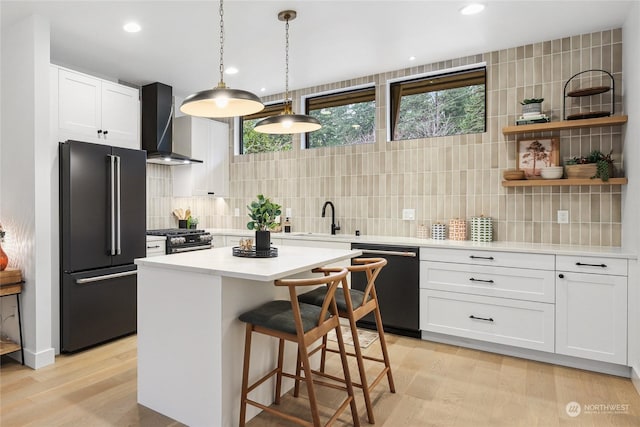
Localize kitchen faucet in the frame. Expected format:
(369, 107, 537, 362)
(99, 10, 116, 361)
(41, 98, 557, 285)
(321, 201, 340, 235)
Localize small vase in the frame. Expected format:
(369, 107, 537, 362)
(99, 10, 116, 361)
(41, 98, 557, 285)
(0, 243, 8, 271)
(255, 230, 271, 251)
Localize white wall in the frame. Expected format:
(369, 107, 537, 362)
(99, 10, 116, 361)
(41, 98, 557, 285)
(622, 0, 640, 392)
(0, 15, 55, 368)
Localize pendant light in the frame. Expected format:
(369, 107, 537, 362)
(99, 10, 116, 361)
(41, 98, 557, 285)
(254, 10, 321, 134)
(180, 0, 264, 118)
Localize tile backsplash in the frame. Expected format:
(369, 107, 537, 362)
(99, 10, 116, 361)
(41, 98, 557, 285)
(148, 28, 624, 246)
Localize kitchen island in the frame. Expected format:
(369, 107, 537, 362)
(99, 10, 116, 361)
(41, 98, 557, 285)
(134, 245, 362, 427)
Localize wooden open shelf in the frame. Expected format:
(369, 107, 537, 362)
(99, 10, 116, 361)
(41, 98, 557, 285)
(502, 115, 628, 136)
(502, 177, 628, 187)
(0, 340, 21, 356)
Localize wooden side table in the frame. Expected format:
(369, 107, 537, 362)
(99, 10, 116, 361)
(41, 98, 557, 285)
(0, 268, 24, 364)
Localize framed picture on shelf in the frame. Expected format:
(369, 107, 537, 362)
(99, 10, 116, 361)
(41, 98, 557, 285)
(517, 137, 559, 179)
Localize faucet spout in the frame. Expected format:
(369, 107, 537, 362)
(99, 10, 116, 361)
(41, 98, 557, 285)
(321, 201, 340, 235)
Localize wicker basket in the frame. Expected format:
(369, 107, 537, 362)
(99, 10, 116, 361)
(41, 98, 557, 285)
(564, 164, 613, 179)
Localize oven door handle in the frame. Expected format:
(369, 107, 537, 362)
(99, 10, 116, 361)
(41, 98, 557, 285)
(171, 245, 212, 253)
(359, 249, 417, 257)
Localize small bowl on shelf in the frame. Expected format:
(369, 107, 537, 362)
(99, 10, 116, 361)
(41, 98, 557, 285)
(503, 169, 525, 180)
(540, 166, 564, 179)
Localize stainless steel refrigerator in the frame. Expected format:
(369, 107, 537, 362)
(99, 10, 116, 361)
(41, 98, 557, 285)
(60, 140, 146, 352)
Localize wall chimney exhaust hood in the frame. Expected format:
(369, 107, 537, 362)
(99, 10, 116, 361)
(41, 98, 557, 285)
(141, 82, 203, 165)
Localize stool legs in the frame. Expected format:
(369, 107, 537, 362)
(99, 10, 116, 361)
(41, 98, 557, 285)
(373, 302, 395, 394)
(239, 324, 253, 427)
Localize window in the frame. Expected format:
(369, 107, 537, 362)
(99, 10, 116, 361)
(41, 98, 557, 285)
(240, 103, 292, 154)
(305, 87, 376, 148)
(389, 67, 486, 141)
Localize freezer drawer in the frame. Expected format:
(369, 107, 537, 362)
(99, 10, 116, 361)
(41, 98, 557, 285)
(61, 265, 137, 352)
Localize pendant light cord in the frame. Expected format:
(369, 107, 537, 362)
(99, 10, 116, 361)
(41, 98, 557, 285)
(218, 0, 225, 86)
(284, 15, 291, 112)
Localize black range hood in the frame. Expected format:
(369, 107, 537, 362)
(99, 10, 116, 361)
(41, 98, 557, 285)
(141, 82, 202, 165)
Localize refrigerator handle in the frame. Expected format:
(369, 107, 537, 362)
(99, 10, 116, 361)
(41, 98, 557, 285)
(116, 155, 122, 255)
(109, 155, 116, 256)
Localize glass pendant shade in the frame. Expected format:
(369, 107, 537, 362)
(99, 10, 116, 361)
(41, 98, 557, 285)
(180, 84, 264, 118)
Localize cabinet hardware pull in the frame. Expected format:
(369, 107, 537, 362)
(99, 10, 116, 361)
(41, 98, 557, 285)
(103, 130, 109, 135)
(97, 129, 103, 134)
(558, 274, 565, 279)
(469, 315, 494, 322)
(469, 255, 494, 260)
(575, 262, 607, 268)
(469, 278, 494, 284)
(147, 245, 160, 249)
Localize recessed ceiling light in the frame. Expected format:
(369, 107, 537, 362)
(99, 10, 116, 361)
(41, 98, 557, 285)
(225, 67, 239, 75)
(123, 22, 141, 33)
(459, 3, 485, 15)
(409, 56, 416, 61)
(260, 87, 266, 92)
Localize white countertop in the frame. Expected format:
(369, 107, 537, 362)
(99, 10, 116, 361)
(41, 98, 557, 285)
(135, 245, 362, 281)
(205, 228, 638, 259)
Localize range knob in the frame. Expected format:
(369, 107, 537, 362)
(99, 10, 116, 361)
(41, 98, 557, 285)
(171, 237, 186, 244)
(200, 234, 213, 242)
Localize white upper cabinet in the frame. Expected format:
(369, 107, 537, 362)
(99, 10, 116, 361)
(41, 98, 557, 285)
(172, 116, 229, 197)
(56, 67, 140, 149)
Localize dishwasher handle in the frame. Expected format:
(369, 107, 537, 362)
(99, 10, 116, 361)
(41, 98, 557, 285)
(359, 249, 417, 257)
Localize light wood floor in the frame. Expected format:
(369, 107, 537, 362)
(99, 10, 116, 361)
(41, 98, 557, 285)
(1, 333, 639, 427)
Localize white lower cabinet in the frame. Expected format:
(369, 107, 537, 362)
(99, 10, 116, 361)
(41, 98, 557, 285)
(420, 289, 555, 352)
(420, 248, 631, 370)
(556, 256, 628, 364)
(420, 249, 556, 352)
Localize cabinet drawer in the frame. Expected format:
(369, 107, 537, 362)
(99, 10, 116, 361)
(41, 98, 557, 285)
(556, 255, 627, 276)
(420, 262, 555, 303)
(420, 247, 554, 270)
(420, 290, 554, 352)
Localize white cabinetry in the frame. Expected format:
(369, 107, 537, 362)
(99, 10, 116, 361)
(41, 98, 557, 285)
(556, 255, 628, 364)
(55, 67, 139, 149)
(420, 248, 555, 352)
(146, 236, 166, 257)
(172, 116, 229, 197)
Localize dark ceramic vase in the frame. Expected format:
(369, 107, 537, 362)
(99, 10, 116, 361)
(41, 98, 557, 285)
(255, 230, 271, 251)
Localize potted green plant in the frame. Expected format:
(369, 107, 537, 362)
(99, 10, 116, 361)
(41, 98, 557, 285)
(564, 150, 614, 181)
(247, 194, 282, 251)
(521, 98, 544, 115)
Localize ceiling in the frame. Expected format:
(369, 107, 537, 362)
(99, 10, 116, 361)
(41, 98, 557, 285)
(0, 1, 634, 100)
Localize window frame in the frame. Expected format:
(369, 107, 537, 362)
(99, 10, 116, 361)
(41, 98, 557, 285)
(237, 101, 292, 155)
(385, 62, 487, 142)
(301, 83, 376, 149)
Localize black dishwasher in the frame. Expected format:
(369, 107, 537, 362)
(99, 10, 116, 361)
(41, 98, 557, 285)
(351, 243, 420, 338)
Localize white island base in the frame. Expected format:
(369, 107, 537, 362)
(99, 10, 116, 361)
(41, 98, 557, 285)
(135, 245, 361, 427)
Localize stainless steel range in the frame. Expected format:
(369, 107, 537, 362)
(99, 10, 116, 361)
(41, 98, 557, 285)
(146, 229, 213, 254)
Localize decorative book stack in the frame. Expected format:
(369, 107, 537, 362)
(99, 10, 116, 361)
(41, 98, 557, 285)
(516, 113, 550, 125)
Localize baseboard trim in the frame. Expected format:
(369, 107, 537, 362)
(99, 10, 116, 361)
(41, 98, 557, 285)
(421, 331, 631, 378)
(23, 346, 55, 369)
(632, 366, 640, 395)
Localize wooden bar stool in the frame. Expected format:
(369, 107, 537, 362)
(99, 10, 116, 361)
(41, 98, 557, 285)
(238, 267, 360, 427)
(297, 258, 395, 424)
